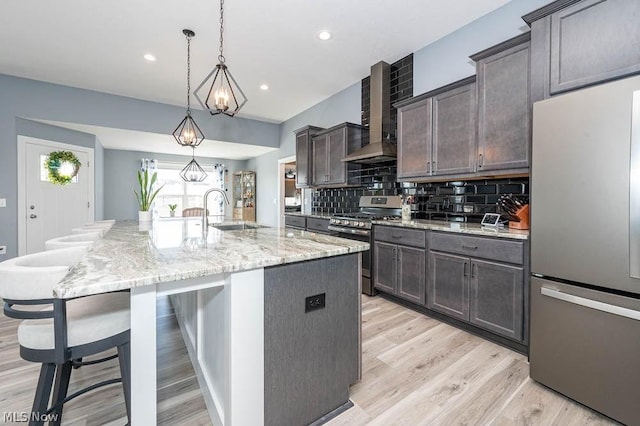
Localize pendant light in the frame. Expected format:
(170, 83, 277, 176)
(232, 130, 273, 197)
(173, 29, 205, 147)
(194, 0, 247, 117)
(180, 147, 208, 182)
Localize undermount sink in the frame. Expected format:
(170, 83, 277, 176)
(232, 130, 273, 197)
(210, 223, 265, 231)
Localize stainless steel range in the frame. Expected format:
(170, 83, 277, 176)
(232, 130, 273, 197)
(328, 195, 402, 295)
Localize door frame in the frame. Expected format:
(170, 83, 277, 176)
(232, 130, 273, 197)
(277, 155, 296, 228)
(17, 136, 95, 256)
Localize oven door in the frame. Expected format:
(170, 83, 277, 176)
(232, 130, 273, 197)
(328, 225, 373, 295)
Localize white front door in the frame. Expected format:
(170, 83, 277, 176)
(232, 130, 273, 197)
(18, 137, 94, 255)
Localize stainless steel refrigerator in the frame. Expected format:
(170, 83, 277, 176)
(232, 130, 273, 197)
(530, 75, 640, 425)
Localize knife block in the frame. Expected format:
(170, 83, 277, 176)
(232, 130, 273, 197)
(508, 204, 530, 230)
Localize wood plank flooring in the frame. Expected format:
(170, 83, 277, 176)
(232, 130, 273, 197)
(0, 295, 618, 425)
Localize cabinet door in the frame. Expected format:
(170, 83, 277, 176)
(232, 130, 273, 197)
(295, 131, 311, 187)
(428, 251, 468, 321)
(374, 242, 397, 294)
(397, 246, 426, 305)
(469, 259, 523, 341)
(549, 0, 640, 95)
(397, 98, 432, 179)
(312, 134, 329, 184)
(477, 41, 530, 171)
(432, 83, 476, 175)
(326, 127, 347, 185)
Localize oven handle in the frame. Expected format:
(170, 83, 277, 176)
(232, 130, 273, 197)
(327, 225, 371, 236)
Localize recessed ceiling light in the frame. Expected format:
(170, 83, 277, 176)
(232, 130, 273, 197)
(144, 53, 157, 62)
(260, 84, 269, 91)
(318, 31, 332, 41)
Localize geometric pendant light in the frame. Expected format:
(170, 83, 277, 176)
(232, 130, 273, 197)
(173, 29, 205, 147)
(194, 0, 247, 117)
(180, 147, 208, 182)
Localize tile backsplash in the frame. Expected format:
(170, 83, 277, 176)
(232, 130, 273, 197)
(311, 172, 529, 223)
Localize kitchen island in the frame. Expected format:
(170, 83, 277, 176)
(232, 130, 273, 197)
(54, 219, 368, 425)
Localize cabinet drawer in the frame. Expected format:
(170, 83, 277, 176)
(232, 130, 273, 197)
(285, 215, 306, 229)
(430, 232, 523, 264)
(306, 217, 330, 233)
(374, 226, 426, 248)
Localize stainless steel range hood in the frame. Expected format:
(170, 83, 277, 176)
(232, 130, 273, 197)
(342, 61, 397, 164)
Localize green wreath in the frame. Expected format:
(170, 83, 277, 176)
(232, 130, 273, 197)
(45, 151, 81, 185)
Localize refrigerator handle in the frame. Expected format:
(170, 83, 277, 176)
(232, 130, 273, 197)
(541, 287, 640, 321)
(629, 91, 640, 279)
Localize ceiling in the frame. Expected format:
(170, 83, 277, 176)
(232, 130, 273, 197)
(1, 0, 511, 125)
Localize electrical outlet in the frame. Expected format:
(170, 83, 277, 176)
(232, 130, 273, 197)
(0, 246, 6, 255)
(0, 198, 6, 207)
(305, 293, 326, 313)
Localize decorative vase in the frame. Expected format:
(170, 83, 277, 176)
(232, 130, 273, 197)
(139, 210, 152, 222)
(170, 211, 176, 217)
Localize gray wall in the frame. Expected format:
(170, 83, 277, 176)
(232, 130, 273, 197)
(250, 0, 551, 227)
(104, 149, 248, 220)
(0, 74, 279, 259)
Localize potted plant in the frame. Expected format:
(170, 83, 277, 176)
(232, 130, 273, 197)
(168, 204, 177, 217)
(134, 169, 164, 222)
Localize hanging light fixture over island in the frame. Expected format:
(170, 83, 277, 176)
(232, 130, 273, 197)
(194, 0, 247, 117)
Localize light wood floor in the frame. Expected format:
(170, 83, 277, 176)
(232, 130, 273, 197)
(0, 296, 617, 425)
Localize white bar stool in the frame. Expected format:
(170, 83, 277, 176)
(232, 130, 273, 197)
(71, 227, 108, 237)
(0, 247, 131, 424)
(45, 232, 102, 251)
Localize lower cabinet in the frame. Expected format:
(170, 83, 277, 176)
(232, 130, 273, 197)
(373, 226, 426, 305)
(429, 232, 526, 342)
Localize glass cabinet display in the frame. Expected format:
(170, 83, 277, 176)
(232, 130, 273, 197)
(233, 170, 256, 221)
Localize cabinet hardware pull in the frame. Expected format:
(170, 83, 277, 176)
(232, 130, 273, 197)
(432, 161, 436, 172)
(478, 153, 483, 167)
(427, 161, 431, 173)
(463, 262, 468, 277)
(391, 234, 402, 239)
(471, 263, 476, 278)
(462, 245, 478, 250)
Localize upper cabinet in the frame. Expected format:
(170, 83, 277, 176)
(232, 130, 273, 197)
(524, 0, 640, 101)
(396, 77, 476, 181)
(294, 125, 324, 188)
(312, 123, 363, 187)
(471, 32, 531, 173)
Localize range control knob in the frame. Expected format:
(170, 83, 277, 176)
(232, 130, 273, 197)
(359, 222, 366, 227)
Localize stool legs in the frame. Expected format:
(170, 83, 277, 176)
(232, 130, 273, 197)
(50, 362, 72, 426)
(30, 363, 55, 426)
(118, 341, 131, 423)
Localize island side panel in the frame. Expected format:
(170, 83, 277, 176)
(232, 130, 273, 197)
(264, 253, 360, 426)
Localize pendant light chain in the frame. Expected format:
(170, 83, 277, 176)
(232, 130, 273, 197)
(186, 32, 192, 113)
(218, 0, 225, 63)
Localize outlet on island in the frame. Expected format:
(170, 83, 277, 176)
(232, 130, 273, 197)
(305, 293, 325, 313)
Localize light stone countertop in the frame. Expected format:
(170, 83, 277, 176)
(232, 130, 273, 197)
(53, 219, 369, 299)
(284, 212, 333, 219)
(372, 219, 529, 240)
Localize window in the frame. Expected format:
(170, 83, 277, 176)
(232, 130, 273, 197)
(153, 162, 226, 217)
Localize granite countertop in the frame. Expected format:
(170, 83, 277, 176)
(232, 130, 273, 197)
(285, 212, 333, 219)
(54, 219, 368, 299)
(371, 219, 529, 240)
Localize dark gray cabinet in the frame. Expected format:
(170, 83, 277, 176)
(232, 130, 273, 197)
(397, 98, 432, 179)
(432, 82, 476, 175)
(525, 0, 640, 101)
(395, 76, 477, 181)
(284, 214, 306, 230)
(312, 123, 363, 187)
(470, 259, 523, 341)
(373, 226, 426, 305)
(471, 33, 531, 172)
(294, 125, 324, 188)
(305, 217, 331, 234)
(428, 251, 468, 320)
(428, 231, 526, 342)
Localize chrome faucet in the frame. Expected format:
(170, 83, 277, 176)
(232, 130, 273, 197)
(203, 188, 230, 229)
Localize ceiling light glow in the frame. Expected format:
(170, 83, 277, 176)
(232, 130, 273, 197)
(144, 53, 157, 62)
(318, 31, 332, 41)
(260, 84, 269, 91)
